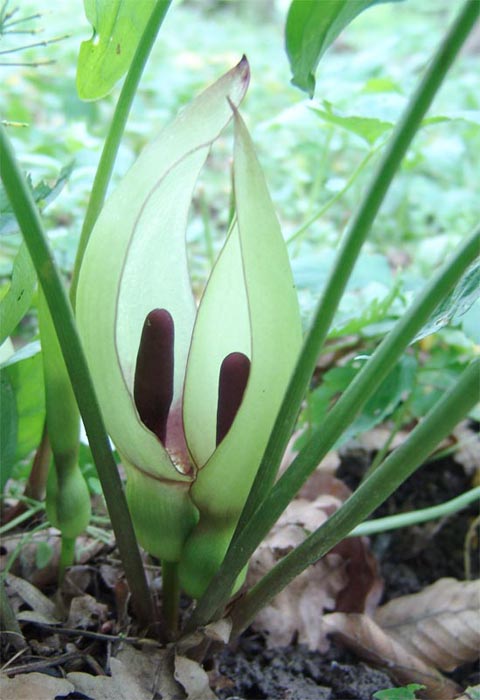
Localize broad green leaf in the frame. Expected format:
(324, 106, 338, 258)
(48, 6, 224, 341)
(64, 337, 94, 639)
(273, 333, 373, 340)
(0, 342, 45, 464)
(77, 0, 158, 100)
(413, 258, 480, 343)
(286, 0, 404, 97)
(0, 242, 36, 345)
(311, 101, 394, 145)
(76, 58, 250, 484)
(0, 371, 17, 491)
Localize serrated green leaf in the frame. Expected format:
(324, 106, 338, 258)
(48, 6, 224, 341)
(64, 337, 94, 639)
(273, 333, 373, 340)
(286, 0, 404, 97)
(76, 0, 160, 100)
(311, 101, 394, 145)
(0, 243, 36, 345)
(0, 164, 73, 236)
(413, 258, 480, 343)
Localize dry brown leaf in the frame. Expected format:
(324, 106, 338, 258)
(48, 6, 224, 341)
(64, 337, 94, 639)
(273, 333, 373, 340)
(452, 422, 480, 474)
(324, 612, 461, 699)
(0, 672, 73, 700)
(116, 644, 184, 700)
(248, 490, 348, 649)
(248, 471, 383, 649)
(66, 593, 109, 629)
(5, 573, 59, 624)
(324, 578, 480, 699)
(174, 654, 217, 699)
(374, 578, 480, 672)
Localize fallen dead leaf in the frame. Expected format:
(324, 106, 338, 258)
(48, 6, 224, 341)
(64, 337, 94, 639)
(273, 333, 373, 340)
(324, 612, 461, 699)
(0, 671, 73, 700)
(248, 471, 383, 649)
(375, 578, 480, 672)
(69, 644, 186, 700)
(324, 578, 480, 699)
(452, 422, 480, 474)
(174, 654, 217, 700)
(5, 573, 59, 624)
(66, 593, 109, 629)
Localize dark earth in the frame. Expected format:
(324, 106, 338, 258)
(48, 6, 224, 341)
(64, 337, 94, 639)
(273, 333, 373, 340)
(213, 450, 479, 700)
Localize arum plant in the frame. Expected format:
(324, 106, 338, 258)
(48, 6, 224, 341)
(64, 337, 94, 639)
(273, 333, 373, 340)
(76, 58, 303, 603)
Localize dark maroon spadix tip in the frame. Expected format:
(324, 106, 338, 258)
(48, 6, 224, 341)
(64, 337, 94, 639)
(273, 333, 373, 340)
(134, 308, 174, 445)
(216, 351, 251, 446)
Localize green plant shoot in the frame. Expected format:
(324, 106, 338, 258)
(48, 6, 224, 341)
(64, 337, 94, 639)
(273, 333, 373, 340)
(76, 57, 303, 598)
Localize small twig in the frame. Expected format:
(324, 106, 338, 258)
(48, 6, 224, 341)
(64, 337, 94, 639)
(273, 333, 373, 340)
(18, 619, 163, 647)
(0, 34, 69, 55)
(3, 651, 80, 676)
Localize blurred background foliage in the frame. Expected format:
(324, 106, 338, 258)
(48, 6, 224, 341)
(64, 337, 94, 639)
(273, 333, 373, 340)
(1, 0, 479, 489)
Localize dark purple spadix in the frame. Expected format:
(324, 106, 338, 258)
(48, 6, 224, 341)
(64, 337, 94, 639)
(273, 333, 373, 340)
(216, 351, 250, 446)
(134, 308, 174, 445)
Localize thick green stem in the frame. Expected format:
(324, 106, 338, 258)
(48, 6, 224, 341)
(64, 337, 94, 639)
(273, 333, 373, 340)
(58, 537, 76, 584)
(0, 125, 154, 629)
(185, 0, 480, 631)
(70, 0, 172, 304)
(229, 358, 479, 637)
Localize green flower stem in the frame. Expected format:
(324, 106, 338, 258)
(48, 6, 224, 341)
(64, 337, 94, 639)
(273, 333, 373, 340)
(229, 358, 479, 637)
(349, 486, 480, 538)
(58, 537, 76, 584)
(185, 227, 479, 632)
(70, 0, 172, 304)
(162, 561, 180, 638)
(0, 125, 155, 629)
(231, 0, 480, 550)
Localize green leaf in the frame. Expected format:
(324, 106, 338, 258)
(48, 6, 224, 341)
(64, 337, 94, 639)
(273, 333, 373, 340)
(286, 0, 404, 97)
(373, 684, 426, 700)
(311, 101, 394, 145)
(76, 0, 161, 100)
(0, 342, 45, 464)
(413, 257, 480, 343)
(0, 371, 17, 491)
(297, 354, 417, 452)
(0, 243, 36, 345)
(0, 164, 73, 236)
(465, 686, 480, 700)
